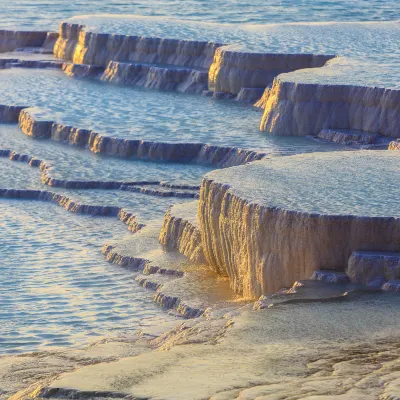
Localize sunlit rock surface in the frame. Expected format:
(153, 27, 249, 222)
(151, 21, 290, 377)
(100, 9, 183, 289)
(159, 201, 206, 265)
(260, 80, 400, 137)
(208, 47, 333, 95)
(198, 151, 400, 297)
(103, 222, 236, 318)
(389, 139, 400, 150)
(54, 22, 221, 69)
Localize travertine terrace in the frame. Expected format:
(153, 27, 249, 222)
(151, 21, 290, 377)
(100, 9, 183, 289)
(0, 9, 400, 399)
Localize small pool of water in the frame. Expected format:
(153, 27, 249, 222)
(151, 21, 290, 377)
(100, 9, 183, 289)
(0, 149, 194, 224)
(0, 124, 211, 185)
(207, 151, 400, 217)
(0, 200, 174, 354)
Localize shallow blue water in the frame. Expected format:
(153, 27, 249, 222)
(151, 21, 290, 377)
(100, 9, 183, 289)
(70, 16, 400, 89)
(0, 0, 398, 356)
(0, 69, 342, 153)
(0, 124, 212, 185)
(0, 200, 174, 354)
(0, 0, 399, 30)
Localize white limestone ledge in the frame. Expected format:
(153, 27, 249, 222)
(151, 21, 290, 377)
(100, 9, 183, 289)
(18, 108, 267, 167)
(208, 48, 334, 95)
(260, 79, 400, 138)
(197, 152, 400, 298)
(0, 30, 57, 52)
(54, 22, 221, 69)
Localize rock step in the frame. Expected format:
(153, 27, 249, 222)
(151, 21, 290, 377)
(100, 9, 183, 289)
(102, 224, 190, 274)
(160, 182, 200, 190)
(159, 201, 206, 265)
(311, 270, 350, 284)
(18, 107, 267, 168)
(102, 222, 236, 318)
(101, 61, 209, 94)
(382, 280, 400, 292)
(151, 267, 235, 319)
(316, 129, 391, 148)
(254, 279, 370, 310)
(120, 184, 199, 199)
(347, 251, 400, 285)
(0, 59, 63, 69)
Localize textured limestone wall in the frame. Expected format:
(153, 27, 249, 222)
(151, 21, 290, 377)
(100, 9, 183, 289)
(260, 79, 400, 137)
(101, 61, 208, 94)
(18, 108, 266, 167)
(198, 178, 400, 298)
(54, 22, 221, 69)
(0, 30, 50, 52)
(208, 48, 333, 95)
(159, 202, 206, 265)
(62, 62, 105, 78)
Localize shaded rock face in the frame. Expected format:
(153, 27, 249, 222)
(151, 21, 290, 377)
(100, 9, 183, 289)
(0, 30, 50, 52)
(101, 61, 208, 94)
(234, 87, 265, 103)
(317, 129, 379, 145)
(54, 22, 221, 69)
(347, 251, 400, 285)
(198, 178, 400, 298)
(0, 105, 26, 122)
(260, 80, 400, 137)
(62, 62, 105, 78)
(208, 48, 333, 95)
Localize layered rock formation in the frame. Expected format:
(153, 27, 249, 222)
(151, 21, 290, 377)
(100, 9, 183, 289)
(347, 251, 400, 285)
(54, 22, 221, 69)
(260, 79, 400, 137)
(101, 61, 208, 94)
(159, 201, 206, 265)
(209, 48, 334, 96)
(0, 30, 53, 52)
(195, 152, 400, 298)
(18, 108, 267, 167)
